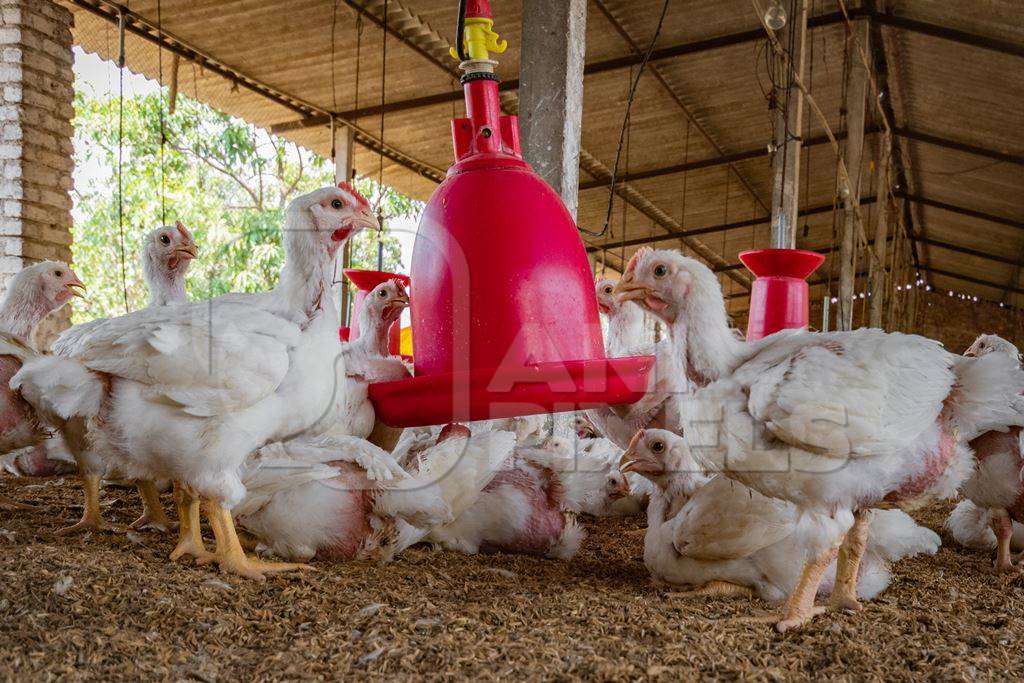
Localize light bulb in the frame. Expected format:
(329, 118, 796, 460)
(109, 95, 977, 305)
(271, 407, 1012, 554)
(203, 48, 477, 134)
(764, 2, 787, 30)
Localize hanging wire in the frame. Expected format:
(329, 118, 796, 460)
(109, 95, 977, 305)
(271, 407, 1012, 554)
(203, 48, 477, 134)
(580, 0, 671, 239)
(376, 0, 389, 271)
(329, 0, 340, 182)
(116, 9, 129, 314)
(156, 0, 166, 224)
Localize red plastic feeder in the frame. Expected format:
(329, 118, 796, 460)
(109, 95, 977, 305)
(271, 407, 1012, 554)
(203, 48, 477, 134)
(739, 248, 825, 341)
(368, 0, 653, 428)
(339, 269, 410, 356)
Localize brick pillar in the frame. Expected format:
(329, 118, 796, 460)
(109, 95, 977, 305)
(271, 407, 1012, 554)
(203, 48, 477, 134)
(0, 0, 75, 344)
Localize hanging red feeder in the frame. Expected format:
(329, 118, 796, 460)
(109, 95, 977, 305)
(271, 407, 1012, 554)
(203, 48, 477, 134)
(739, 248, 824, 341)
(368, 0, 653, 428)
(339, 269, 410, 357)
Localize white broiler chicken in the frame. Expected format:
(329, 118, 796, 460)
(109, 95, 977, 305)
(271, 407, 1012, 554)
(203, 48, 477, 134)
(561, 435, 651, 515)
(234, 429, 514, 563)
(622, 429, 939, 602)
(590, 278, 684, 450)
(330, 278, 411, 440)
(948, 500, 1024, 556)
(7, 184, 376, 579)
(46, 223, 198, 534)
(614, 247, 1024, 630)
(420, 430, 586, 559)
(945, 334, 1024, 572)
(0, 261, 84, 507)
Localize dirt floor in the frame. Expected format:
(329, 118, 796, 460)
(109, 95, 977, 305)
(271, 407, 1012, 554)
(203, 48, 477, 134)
(0, 475, 1022, 682)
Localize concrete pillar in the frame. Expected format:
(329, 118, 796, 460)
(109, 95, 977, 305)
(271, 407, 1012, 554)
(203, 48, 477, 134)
(837, 19, 870, 331)
(518, 0, 587, 218)
(518, 0, 587, 438)
(768, 0, 808, 249)
(0, 0, 75, 343)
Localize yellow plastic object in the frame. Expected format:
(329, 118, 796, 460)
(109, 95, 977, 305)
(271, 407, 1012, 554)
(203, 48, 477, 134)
(400, 326, 413, 357)
(449, 17, 507, 61)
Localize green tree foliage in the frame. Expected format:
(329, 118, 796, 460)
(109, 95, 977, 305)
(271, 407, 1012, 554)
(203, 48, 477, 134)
(71, 88, 418, 322)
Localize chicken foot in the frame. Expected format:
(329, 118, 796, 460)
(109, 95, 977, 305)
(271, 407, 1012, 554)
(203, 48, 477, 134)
(169, 483, 214, 563)
(668, 581, 754, 600)
(203, 499, 310, 581)
(0, 494, 35, 511)
(991, 508, 1022, 573)
(56, 473, 120, 535)
(774, 540, 841, 633)
(130, 480, 176, 532)
(830, 508, 873, 611)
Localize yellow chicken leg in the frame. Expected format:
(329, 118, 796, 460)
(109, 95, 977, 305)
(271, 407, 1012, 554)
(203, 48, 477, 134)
(56, 472, 118, 535)
(203, 499, 310, 581)
(169, 483, 213, 563)
(668, 580, 755, 600)
(831, 508, 873, 611)
(131, 480, 176, 532)
(775, 540, 841, 633)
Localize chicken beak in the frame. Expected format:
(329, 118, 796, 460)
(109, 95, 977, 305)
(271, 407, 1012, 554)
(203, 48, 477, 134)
(65, 275, 86, 298)
(389, 293, 410, 310)
(176, 243, 199, 261)
(618, 430, 646, 474)
(612, 273, 651, 303)
(354, 207, 380, 233)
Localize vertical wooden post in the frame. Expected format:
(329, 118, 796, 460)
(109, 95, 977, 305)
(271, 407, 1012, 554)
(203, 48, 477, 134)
(768, 0, 809, 249)
(519, 0, 587, 437)
(334, 124, 356, 325)
(868, 132, 891, 328)
(837, 19, 870, 330)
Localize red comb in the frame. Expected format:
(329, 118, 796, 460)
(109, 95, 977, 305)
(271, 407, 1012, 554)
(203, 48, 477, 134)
(337, 181, 371, 210)
(175, 220, 192, 239)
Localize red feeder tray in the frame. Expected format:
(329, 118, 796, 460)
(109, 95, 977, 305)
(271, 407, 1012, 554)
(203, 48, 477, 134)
(367, 0, 653, 428)
(740, 248, 824, 341)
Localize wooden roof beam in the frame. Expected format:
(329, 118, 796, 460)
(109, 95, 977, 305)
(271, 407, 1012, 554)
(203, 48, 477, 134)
(893, 127, 1024, 166)
(901, 194, 1024, 232)
(584, 197, 877, 253)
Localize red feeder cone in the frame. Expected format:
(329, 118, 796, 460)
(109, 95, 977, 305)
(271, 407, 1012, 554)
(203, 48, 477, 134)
(367, 1, 653, 428)
(340, 269, 410, 355)
(739, 248, 825, 341)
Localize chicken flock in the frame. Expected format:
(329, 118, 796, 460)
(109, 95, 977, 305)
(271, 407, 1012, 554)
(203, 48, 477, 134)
(1, 184, 1022, 632)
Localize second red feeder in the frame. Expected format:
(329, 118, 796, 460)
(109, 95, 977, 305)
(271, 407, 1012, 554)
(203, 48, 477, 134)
(739, 248, 824, 341)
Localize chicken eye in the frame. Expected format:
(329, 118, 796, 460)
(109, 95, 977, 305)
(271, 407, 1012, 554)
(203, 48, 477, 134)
(53, 269, 63, 278)
(377, 289, 388, 298)
(331, 199, 344, 210)
(653, 264, 668, 278)
(603, 285, 613, 294)
(650, 440, 665, 453)
(159, 233, 171, 245)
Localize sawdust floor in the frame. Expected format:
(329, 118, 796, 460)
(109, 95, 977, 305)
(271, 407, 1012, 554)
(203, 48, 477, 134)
(0, 475, 1022, 681)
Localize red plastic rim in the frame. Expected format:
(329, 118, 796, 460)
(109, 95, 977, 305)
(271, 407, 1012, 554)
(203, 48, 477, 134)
(368, 355, 655, 428)
(738, 249, 824, 280)
(344, 269, 411, 291)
